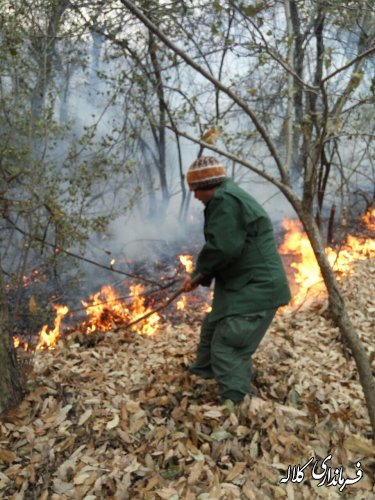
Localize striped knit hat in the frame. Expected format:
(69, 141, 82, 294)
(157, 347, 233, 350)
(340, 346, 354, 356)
(186, 156, 226, 191)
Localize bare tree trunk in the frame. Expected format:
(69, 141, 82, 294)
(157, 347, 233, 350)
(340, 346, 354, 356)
(0, 263, 23, 415)
(30, 0, 70, 121)
(287, 0, 305, 177)
(148, 32, 169, 208)
(283, 0, 295, 176)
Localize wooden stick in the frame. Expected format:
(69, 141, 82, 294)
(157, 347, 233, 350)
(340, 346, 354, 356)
(115, 273, 204, 331)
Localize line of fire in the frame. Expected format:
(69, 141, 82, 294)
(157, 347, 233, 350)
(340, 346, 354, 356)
(12, 208, 375, 352)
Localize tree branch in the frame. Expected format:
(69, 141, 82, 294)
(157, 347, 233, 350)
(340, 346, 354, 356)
(119, 0, 290, 186)
(6, 221, 166, 288)
(165, 123, 299, 206)
(322, 44, 375, 83)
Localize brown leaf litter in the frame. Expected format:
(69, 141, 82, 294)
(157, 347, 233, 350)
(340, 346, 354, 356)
(1, 259, 375, 499)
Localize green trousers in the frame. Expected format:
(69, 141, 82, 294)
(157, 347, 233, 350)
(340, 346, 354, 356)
(189, 309, 276, 403)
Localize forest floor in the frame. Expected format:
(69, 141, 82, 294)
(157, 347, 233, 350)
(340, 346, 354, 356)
(1, 258, 375, 499)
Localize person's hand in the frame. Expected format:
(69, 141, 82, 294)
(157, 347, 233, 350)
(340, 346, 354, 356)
(183, 275, 199, 292)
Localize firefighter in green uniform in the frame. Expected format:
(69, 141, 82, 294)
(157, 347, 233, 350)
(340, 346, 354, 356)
(184, 156, 291, 404)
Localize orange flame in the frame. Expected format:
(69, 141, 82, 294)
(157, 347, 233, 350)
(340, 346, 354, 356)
(13, 337, 29, 351)
(81, 283, 160, 336)
(81, 285, 127, 334)
(176, 254, 194, 311)
(36, 305, 69, 350)
(202, 291, 213, 313)
(127, 284, 160, 335)
(34, 283, 161, 350)
(280, 209, 375, 306)
(362, 207, 375, 231)
(176, 295, 187, 310)
(179, 254, 193, 273)
(202, 303, 212, 313)
(23, 209, 374, 350)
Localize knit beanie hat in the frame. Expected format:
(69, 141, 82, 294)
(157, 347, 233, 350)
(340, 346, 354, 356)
(186, 156, 226, 191)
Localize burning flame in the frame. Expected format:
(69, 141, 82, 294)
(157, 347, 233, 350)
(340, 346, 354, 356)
(176, 254, 194, 311)
(179, 254, 193, 273)
(126, 284, 160, 336)
(81, 284, 160, 337)
(201, 291, 213, 313)
(16, 209, 373, 350)
(362, 207, 375, 231)
(202, 304, 212, 313)
(34, 284, 160, 350)
(36, 305, 69, 350)
(176, 295, 187, 311)
(279, 208, 375, 306)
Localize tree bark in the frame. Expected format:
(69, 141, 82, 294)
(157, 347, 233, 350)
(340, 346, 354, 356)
(148, 31, 169, 207)
(0, 264, 23, 415)
(30, 0, 70, 120)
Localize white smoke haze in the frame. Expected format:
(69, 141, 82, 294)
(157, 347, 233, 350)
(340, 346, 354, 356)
(60, 31, 365, 223)
(2, 0, 375, 350)
(97, 172, 293, 275)
(25, 13, 373, 297)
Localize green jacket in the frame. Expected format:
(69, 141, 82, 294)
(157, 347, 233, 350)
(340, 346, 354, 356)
(192, 179, 291, 321)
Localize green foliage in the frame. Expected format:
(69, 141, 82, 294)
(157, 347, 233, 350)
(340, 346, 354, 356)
(240, 1, 265, 18)
(0, 0, 138, 312)
(213, 0, 222, 13)
(370, 77, 375, 100)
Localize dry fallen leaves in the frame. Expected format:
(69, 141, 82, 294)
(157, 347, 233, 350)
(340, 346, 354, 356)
(1, 259, 375, 499)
